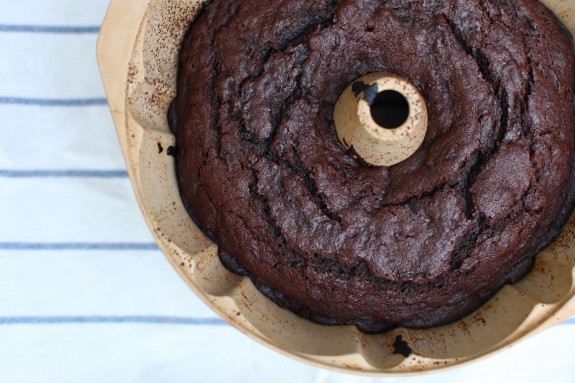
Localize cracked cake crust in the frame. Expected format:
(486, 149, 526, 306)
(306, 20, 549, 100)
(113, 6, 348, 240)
(171, 0, 575, 333)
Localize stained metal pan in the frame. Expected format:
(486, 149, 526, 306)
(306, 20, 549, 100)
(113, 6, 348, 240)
(97, 0, 575, 375)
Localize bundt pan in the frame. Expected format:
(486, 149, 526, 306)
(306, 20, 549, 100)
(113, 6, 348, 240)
(97, 0, 575, 375)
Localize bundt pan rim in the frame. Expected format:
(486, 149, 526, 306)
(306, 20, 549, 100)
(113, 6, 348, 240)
(97, 0, 575, 375)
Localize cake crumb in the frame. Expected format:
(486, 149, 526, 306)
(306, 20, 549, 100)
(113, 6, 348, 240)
(167, 145, 178, 157)
(393, 335, 412, 357)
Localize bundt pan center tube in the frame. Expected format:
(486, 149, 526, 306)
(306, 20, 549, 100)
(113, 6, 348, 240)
(97, 0, 575, 375)
(334, 72, 428, 167)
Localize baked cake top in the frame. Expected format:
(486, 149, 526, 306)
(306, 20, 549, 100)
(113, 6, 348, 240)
(171, 0, 575, 332)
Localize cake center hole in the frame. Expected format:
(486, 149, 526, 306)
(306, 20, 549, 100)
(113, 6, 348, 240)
(370, 90, 410, 129)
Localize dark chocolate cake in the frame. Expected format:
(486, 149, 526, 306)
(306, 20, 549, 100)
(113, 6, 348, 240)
(170, 0, 575, 333)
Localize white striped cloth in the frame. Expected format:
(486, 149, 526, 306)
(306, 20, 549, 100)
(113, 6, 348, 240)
(1, 1, 575, 382)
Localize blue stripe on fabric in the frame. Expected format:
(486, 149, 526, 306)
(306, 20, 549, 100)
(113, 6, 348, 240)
(0, 243, 159, 251)
(0, 25, 100, 33)
(0, 97, 108, 106)
(562, 318, 575, 325)
(0, 316, 227, 326)
(0, 170, 129, 178)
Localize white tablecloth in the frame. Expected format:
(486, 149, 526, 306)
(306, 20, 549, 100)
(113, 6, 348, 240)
(1, 1, 575, 382)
